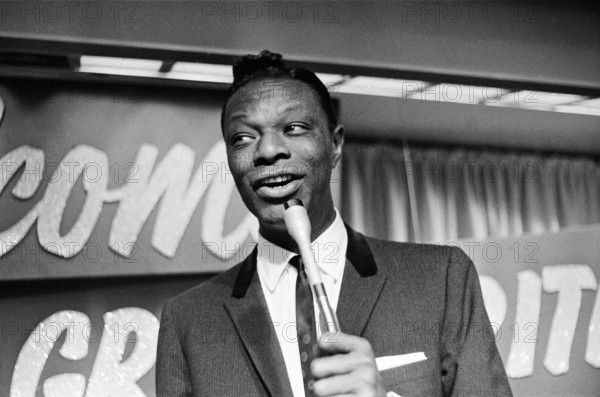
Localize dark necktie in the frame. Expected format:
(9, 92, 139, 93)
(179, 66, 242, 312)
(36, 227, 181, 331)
(289, 255, 317, 397)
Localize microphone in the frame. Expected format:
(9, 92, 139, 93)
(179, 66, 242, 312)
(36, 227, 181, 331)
(283, 199, 341, 333)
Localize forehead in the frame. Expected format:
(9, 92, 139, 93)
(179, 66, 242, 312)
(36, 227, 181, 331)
(224, 78, 325, 124)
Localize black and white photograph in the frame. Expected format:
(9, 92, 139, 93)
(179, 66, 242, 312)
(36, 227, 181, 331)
(1, 1, 599, 396)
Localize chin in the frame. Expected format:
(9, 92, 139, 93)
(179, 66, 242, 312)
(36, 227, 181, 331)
(254, 205, 286, 228)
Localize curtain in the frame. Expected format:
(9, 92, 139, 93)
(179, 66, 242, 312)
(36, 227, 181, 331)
(340, 141, 600, 243)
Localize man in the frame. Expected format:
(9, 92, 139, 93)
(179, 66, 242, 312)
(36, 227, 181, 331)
(156, 50, 512, 396)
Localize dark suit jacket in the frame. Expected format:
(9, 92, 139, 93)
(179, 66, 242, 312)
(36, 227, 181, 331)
(156, 226, 512, 396)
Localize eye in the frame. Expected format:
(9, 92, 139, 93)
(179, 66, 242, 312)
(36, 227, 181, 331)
(230, 133, 255, 146)
(285, 123, 309, 134)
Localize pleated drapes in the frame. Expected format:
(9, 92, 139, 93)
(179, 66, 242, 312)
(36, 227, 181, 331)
(340, 141, 600, 243)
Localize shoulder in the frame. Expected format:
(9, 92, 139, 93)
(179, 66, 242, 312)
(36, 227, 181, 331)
(364, 235, 469, 267)
(162, 259, 244, 319)
(362, 235, 474, 282)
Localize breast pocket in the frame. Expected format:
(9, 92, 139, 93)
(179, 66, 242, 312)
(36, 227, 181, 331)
(380, 360, 440, 397)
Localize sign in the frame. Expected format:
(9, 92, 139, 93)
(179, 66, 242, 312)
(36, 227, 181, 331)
(458, 225, 600, 396)
(0, 79, 256, 279)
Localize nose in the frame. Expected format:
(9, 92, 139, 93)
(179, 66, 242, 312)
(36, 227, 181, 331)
(253, 131, 290, 166)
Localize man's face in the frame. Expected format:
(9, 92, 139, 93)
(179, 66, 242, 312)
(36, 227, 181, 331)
(223, 78, 343, 233)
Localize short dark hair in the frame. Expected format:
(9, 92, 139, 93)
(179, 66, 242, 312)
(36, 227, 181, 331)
(220, 50, 338, 133)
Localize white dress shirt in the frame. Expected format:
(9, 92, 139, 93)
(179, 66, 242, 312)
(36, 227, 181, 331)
(257, 208, 348, 397)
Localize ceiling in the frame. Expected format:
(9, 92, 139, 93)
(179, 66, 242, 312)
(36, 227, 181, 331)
(0, 1, 598, 154)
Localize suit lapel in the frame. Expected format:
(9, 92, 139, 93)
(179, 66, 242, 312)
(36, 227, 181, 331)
(224, 248, 293, 397)
(337, 225, 387, 336)
(222, 225, 386, 394)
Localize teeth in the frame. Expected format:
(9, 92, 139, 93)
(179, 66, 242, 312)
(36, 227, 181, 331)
(263, 175, 292, 185)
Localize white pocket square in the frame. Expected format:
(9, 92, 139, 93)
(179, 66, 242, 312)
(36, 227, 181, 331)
(376, 352, 428, 371)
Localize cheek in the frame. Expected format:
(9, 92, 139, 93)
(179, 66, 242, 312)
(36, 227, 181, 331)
(312, 142, 334, 164)
(228, 153, 250, 180)
(304, 151, 333, 187)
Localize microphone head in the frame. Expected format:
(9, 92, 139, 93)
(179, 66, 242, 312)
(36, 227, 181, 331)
(284, 199, 303, 210)
(283, 199, 311, 246)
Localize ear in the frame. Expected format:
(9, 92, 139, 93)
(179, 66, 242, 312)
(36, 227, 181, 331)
(331, 124, 345, 168)
(0, 97, 4, 127)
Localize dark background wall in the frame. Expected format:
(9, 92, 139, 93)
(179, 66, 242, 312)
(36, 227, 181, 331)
(2, 1, 599, 153)
(2, 1, 599, 87)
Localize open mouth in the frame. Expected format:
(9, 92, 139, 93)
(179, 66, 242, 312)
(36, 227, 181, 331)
(253, 173, 303, 199)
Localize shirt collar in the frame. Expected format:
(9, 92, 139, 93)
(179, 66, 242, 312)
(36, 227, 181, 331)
(257, 208, 348, 293)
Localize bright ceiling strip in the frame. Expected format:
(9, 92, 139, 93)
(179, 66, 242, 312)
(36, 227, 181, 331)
(168, 62, 233, 83)
(76, 55, 600, 117)
(337, 76, 426, 98)
(408, 84, 510, 104)
(80, 55, 162, 71)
